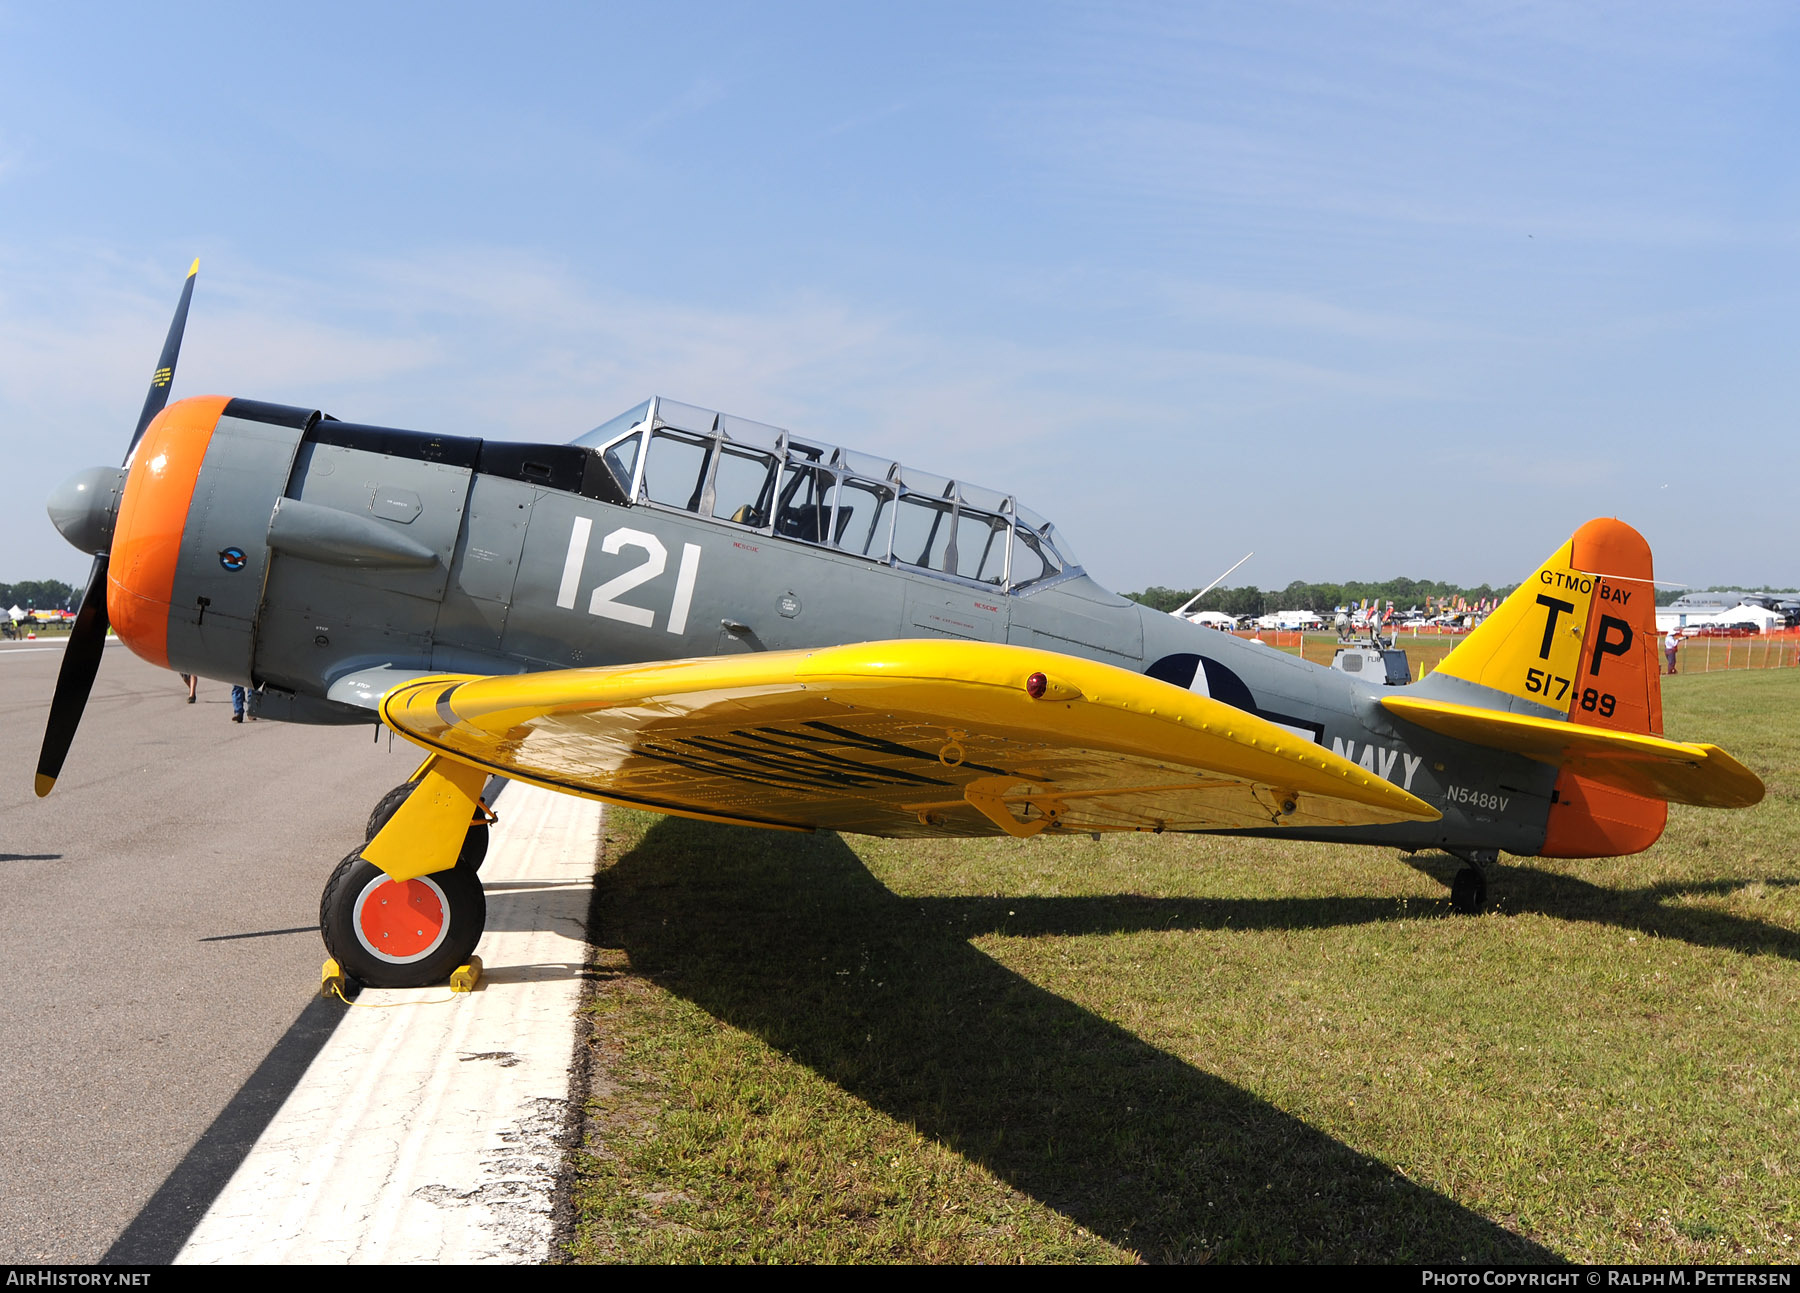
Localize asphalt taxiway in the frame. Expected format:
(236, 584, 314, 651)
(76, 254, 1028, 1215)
(0, 641, 423, 1261)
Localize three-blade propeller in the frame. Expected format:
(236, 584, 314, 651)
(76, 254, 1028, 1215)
(35, 260, 199, 797)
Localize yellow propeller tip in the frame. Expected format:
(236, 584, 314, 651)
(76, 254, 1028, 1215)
(188, 258, 199, 277)
(34, 773, 56, 798)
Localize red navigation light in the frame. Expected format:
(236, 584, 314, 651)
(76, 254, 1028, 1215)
(1025, 671, 1048, 699)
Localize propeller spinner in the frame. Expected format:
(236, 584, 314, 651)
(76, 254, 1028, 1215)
(36, 260, 199, 797)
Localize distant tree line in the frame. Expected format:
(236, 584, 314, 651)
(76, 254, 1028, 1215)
(1125, 577, 1516, 619)
(1, 580, 79, 611)
(1134, 578, 1800, 616)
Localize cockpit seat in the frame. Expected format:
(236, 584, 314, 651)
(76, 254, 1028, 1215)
(777, 507, 826, 543)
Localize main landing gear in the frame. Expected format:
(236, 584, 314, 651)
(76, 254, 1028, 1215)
(1447, 848, 1496, 915)
(319, 777, 495, 989)
(366, 781, 492, 872)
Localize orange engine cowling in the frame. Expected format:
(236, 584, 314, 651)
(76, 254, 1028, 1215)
(107, 395, 231, 669)
(107, 395, 321, 691)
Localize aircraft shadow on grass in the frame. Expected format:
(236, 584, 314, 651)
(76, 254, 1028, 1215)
(1401, 852, 1800, 962)
(598, 817, 1558, 1264)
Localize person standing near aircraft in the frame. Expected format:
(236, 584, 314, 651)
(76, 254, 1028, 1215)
(231, 683, 255, 722)
(1665, 628, 1680, 675)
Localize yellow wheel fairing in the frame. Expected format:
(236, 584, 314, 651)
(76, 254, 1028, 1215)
(361, 756, 490, 881)
(376, 641, 1439, 840)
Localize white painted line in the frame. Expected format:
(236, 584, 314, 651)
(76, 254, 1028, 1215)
(176, 784, 602, 1264)
(0, 639, 122, 654)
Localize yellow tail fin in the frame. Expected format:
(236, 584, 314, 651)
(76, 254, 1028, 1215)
(1434, 518, 1672, 856)
(1436, 517, 1662, 734)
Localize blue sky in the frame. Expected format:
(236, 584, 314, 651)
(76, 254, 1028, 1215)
(3, 1, 1797, 594)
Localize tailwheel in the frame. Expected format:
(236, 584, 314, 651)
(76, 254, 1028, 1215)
(320, 849, 486, 988)
(366, 780, 491, 872)
(1450, 865, 1489, 915)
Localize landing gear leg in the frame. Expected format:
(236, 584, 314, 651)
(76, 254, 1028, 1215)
(366, 779, 494, 872)
(1447, 848, 1497, 915)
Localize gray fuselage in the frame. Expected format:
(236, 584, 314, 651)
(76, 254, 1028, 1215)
(159, 399, 1556, 857)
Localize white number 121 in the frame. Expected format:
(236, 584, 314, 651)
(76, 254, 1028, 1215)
(556, 518, 701, 635)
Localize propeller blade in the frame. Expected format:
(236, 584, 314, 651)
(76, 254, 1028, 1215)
(125, 258, 199, 460)
(35, 555, 111, 797)
(37, 259, 198, 795)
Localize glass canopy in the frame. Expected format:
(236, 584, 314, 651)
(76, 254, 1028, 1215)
(571, 396, 1080, 592)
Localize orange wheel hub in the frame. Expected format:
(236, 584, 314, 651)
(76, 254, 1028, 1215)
(354, 877, 447, 962)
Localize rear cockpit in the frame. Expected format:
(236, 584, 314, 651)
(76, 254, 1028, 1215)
(573, 396, 1083, 594)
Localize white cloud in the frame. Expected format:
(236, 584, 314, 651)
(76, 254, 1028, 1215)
(3, 240, 1794, 591)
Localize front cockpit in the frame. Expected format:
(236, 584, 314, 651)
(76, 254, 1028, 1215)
(572, 396, 1083, 594)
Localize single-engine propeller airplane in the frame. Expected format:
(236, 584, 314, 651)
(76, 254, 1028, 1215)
(39, 266, 1765, 988)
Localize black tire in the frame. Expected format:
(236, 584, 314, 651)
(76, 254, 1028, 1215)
(458, 821, 490, 872)
(366, 781, 490, 872)
(366, 782, 416, 839)
(320, 849, 486, 988)
(1451, 866, 1488, 915)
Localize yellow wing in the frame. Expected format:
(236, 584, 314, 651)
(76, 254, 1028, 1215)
(373, 641, 1437, 847)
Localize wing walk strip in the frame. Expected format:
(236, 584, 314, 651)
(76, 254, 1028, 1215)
(175, 784, 602, 1264)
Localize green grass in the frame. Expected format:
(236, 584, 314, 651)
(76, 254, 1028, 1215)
(1672, 635, 1800, 674)
(1298, 630, 1468, 673)
(567, 669, 1800, 1264)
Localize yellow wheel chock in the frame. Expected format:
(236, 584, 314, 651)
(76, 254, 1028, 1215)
(320, 954, 482, 997)
(449, 957, 483, 992)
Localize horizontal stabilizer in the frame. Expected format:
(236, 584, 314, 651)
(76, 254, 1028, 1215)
(1382, 695, 1764, 809)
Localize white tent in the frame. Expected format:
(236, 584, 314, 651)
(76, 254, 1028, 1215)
(1181, 611, 1236, 628)
(1687, 603, 1782, 631)
(6, 605, 23, 622)
(1255, 610, 1323, 630)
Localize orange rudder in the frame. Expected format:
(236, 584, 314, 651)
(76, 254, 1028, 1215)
(1542, 519, 1665, 857)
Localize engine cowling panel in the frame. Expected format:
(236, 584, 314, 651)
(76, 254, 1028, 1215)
(108, 395, 232, 670)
